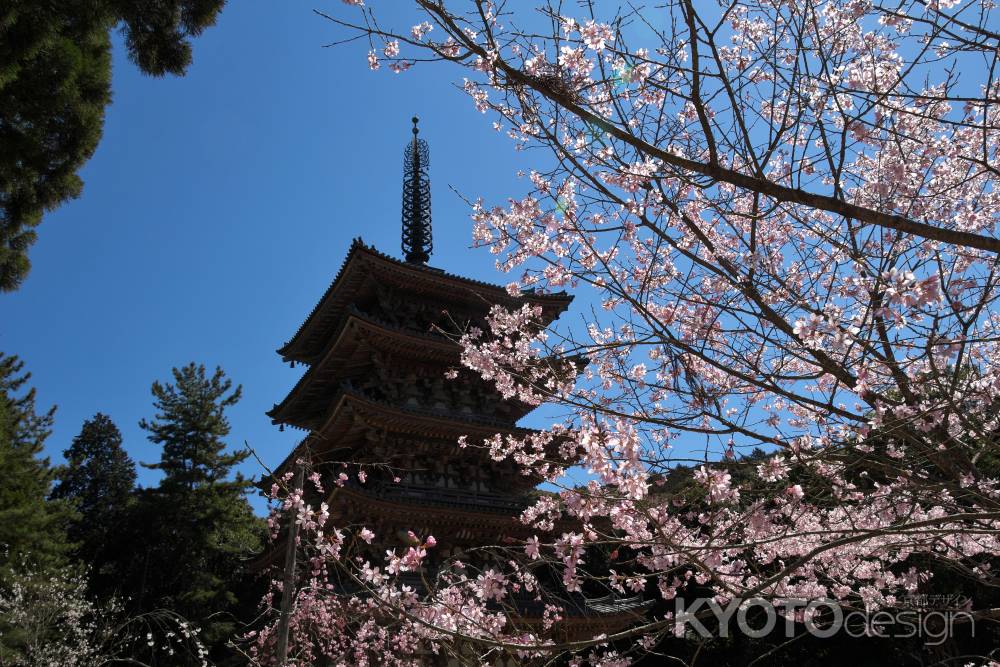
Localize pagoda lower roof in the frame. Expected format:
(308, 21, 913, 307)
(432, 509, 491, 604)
(332, 483, 529, 517)
(269, 372, 529, 433)
(322, 387, 532, 437)
(268, 388, 535, 476)
(278, 239, 573, 364)
(269, 308, 536, 428)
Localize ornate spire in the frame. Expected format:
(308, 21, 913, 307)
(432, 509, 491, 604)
(401, 116, 432, 264)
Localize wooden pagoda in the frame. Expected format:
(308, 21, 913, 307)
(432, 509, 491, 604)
(263, 121, 649, 649)
(267, 118, 573, 559)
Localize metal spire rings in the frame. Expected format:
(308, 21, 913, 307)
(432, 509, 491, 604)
(402, 116, 432, 264)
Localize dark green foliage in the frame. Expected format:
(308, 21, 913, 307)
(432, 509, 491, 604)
(0, 353, 71, 581)
(50, 413, 136, 592)
(111, 0, 227, 77)
(125, 363, 264, 657)
(140, 363, 245, 489)
(0, 3, 110, 292)
(0, 0, 226, 291)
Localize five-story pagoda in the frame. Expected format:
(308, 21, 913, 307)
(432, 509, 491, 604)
(266, 119, 572, 559)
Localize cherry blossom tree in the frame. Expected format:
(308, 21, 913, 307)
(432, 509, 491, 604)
(251, 1, 1000, 663)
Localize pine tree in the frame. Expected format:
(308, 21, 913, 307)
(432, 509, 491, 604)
(0, 0, 227, 291)
(140, 363, 246, 488)
(128, 363, 264, 655)
(50, 413, 136, 594)
(0, 353, 71, 582)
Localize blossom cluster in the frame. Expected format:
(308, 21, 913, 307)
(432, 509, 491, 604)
(290, 0, 1000, 662)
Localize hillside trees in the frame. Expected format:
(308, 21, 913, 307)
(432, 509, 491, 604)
(1, 359, 263, 663)
(250, 1, 1000, 664)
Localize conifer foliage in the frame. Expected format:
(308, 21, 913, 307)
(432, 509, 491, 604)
(141, 363, 245, 489)
(0, 0, 227, 291)
(0, 353, 69, 581)
(0, 353, 74, 662)
(130, 363, 263, 653)
(51, 413, 137, 589)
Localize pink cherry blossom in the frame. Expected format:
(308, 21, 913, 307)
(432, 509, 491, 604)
(524, 535, 541, 559)
(259, 2, 1000, 663)
(411, 21, 433, 40)
(580, 21, 614, 52)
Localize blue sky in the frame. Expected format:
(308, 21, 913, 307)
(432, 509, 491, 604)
(1, 2, 554, 509)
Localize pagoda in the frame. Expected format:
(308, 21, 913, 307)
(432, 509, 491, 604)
(266, 118, 573, 559)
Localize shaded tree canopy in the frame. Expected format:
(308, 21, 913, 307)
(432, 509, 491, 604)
(0, 353, 69, 581)
(0, 0, 227, 291)
(129, 363, 263, 657)
(50, 412, 136, 585)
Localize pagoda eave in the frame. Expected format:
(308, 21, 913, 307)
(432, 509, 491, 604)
(329, 485, 531, 524)
(279, 240, 573, 364)
(267, 390, 537, 479)
(284, 389, 532, 440)
(269, 311, 463, 425)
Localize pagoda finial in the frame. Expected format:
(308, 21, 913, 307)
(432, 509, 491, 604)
(402, 116, 432, 264)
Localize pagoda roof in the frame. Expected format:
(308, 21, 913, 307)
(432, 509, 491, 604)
(268, 387, 534, 476)
(270, 310, 457, 426)
(268, 308, 535, 428)
(332, 483, 528, 517)
(278, 239, 573, 364)
(320, 387, 532, 439)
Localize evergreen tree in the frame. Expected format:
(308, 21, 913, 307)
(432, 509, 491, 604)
(0, 353, 70, 582)
(0, 0, 227, 291)
(50, 413, 136, 593)
(140, 363, 246, 489)
(128, 363, 264, 657)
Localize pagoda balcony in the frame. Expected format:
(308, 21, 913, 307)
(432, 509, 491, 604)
(354, 479, 529, 515)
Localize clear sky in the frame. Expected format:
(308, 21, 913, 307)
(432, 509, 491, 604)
(1, 2, 553, 510)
